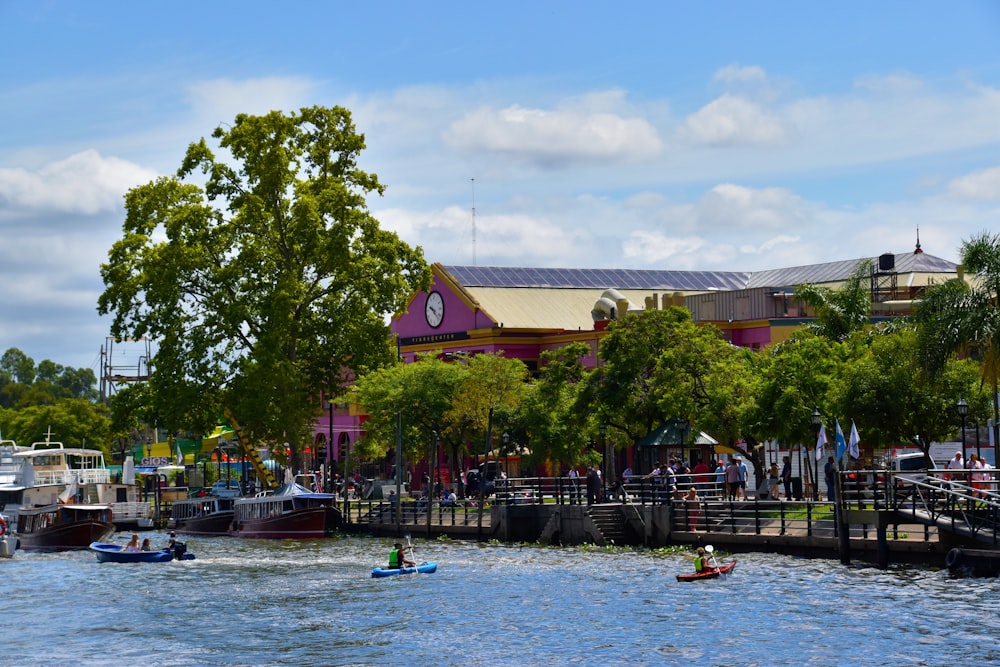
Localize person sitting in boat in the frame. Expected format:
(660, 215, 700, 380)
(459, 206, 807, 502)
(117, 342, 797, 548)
(389, 542, 415, 569)
(166, 531, 177, 550)
(121, 533, 141, 553)
(692, 547, 708, 573)
(140, 538, 152, 551)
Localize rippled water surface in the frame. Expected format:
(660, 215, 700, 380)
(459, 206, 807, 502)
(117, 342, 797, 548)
(7, 534, 1000, 666)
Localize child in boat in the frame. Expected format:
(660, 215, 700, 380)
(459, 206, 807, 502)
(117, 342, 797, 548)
(140, 538, 152, 551)
(121, 533, 141, 552)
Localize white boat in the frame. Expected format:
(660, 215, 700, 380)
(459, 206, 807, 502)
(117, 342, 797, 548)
(0, 431, 153, 543)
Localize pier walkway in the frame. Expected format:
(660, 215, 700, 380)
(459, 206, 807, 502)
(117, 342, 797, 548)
(341, 469, 1000, 569)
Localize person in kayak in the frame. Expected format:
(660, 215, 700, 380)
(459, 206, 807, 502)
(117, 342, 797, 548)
(692, 547, 709, 573)
(389, 542, 415, 569)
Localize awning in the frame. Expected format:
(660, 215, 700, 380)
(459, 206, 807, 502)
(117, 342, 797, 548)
(714, 444, 742, 455)
(637, 418, 718, 447)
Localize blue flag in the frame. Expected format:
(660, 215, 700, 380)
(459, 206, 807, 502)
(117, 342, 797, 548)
(835, 419, 848, 462)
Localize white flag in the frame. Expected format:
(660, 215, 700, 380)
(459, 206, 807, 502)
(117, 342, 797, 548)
(848, 421, 861, 460)
(816, 423, 827, 460)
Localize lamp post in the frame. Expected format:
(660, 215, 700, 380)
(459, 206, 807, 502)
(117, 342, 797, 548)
(974, 418, 981, 460)
(810, 408, 822, 501)
(957, 398, 969, 466)
(325, 399, 335, 493)
(503, 431, 510, 480)
(599, 422, 608, 500)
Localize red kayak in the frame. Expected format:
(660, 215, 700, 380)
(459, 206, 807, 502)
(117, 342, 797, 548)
(676, 559, 736, 582)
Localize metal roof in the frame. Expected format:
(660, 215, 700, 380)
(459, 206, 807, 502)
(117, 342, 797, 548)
(444, 265, 750, 291)
(745, 252, 956, 289)
(445, 253, 956, 294)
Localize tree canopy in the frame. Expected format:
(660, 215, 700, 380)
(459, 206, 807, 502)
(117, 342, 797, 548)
(98, 106, 430, 469)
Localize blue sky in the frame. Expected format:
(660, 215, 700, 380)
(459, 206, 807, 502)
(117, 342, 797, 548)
(2, 2, 1000, 373)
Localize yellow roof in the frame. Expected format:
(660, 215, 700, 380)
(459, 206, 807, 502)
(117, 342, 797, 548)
(462, 286, 676, 331)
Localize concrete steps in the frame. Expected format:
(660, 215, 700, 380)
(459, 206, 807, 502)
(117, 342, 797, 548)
(588, 504, 628, 544)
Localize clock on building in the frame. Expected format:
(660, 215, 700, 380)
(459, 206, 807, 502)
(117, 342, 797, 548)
(424, 291, 444, 328)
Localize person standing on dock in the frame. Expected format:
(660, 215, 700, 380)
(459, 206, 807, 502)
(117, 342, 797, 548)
(725, 459, 740, 501)
(781, 456, 793, 500)
(736, 457, 749, 500)
(824, 456, 837, 501)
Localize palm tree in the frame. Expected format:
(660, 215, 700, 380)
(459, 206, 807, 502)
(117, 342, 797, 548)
(794, 260, 874, 341)
(916, 231, 1000, 447)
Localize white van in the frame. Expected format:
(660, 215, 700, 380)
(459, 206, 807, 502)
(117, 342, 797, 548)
(891, 452, 934, 486)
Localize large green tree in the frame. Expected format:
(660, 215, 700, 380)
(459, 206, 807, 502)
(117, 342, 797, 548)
(98, 106, 430, 471)
(354, 353, 471, 483)
(521, 342, 595, 470)
(833, 326, 983, 456)
(586, 308, 697, 448)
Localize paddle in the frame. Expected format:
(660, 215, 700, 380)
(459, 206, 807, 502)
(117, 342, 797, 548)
(705, 544, 730, 579)
(404, 533, 419, 573)
(705, 544, 721, 569)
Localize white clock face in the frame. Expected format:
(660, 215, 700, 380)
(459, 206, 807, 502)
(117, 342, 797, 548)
(425, 291, 444, 328)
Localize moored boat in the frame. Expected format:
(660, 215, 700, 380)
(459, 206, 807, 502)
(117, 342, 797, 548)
(90, 541, 195, 563)
(0, 512, 15, 557)
(0, 431, 152, 534)
(230, 483, 341, 539)
(15, 503, 115, 551)
(371, 561, 438, 578)
(676, 559, 736, 582)
(169, 496, 235, 536)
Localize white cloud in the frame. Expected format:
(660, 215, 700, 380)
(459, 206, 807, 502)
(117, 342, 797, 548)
(622, 231, 707, 264)
(713, 64, 768, 85)
(443, 103, 663, 167)
(854, 71, 924, 95)
(677, 94, 787, 146)
(697, 184, 807, 230)
(947, 166, 1000, 201)
(185, 77, 318, 127)
(0, 150, 156, 219)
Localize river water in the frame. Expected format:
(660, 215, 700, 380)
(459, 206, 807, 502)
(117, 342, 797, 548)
(7, 534, 999, 666)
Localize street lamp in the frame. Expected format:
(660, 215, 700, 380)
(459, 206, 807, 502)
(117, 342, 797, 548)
(502, 432, 510, 479)
(810, 408, 822, 501)
(324, 399, 335, 493)
(599, 422, 608, 500)
(957, 398, 969, 466)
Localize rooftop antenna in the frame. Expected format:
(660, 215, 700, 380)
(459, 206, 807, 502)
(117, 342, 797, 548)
(914, 225, 923, 255)
(471, 178, 477, 266)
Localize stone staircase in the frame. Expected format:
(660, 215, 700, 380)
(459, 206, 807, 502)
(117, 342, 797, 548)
(588, 504, 629, 545)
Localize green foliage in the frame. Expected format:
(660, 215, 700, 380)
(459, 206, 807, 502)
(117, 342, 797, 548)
(587, 308, 698, 443)
(0, 399, 111, 455)
(917, 231, 1000, 446)
(354, 353, 469, 474)
(794, 260, 873, 341)
(97, 106, 430, 468)
(522, 342, 593, 467)
(832, 327, 982, 452)
(751, 332, 845, 447)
